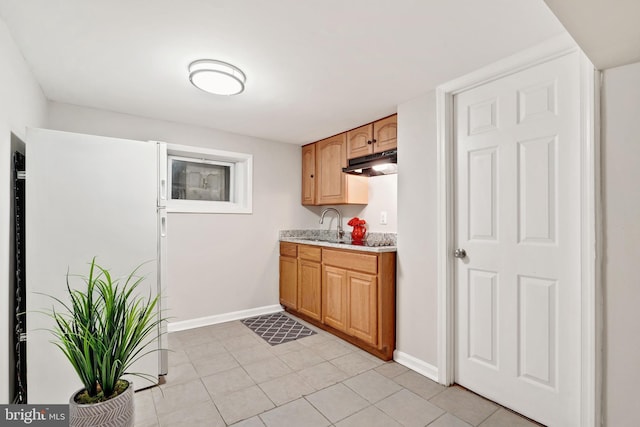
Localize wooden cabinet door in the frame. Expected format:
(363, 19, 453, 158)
(322, 265, 348, 332)
(346, 124, 373, 160)
(372, 115, 397, 153)
(279, 256, 298, 309)
(301, 144, 316, 205)
(298, 259, 322, 321)
(347, 271, 378, 345)
(316, 134, 347, 205)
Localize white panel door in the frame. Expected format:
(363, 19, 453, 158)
(454, 52, 581, 426)
(26, 128, 159, 404)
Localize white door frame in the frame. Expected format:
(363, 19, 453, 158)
(435, 34, 601, 426)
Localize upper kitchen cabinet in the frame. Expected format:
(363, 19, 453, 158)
(346, 114, 397, 160)
(316, 134, 347, 205)
(301, 144, 316, 205)
(303, 133, 368, 206)
(373, 114, 397, 153)
(346, 123, 372, 159)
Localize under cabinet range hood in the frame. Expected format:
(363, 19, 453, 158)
(342, 149, 397, 176)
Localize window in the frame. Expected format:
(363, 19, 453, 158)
(170, 157, 232, 202)
(161, 143, 252, 213)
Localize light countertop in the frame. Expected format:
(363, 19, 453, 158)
(280, 237, 397, 253)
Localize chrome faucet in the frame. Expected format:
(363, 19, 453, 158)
(320, 208, 344, 240)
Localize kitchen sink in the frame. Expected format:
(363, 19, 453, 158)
(308, 238, 347, 244)
(297, 238, 348, 244)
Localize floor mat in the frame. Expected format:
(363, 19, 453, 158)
(241, 312, 316, 345)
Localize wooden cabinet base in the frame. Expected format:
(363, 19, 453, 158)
(284, 307, 394, 361)
(279, 243, 396, 362)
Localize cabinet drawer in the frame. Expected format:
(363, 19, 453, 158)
(280, 242, 297, 257)
(322, 249, 377, 274)
(298, 245, 322, 262)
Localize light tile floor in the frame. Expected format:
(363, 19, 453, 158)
(135, 314, 541, 427)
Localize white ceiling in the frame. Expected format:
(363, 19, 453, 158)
(0, 0, 567, 144)
(544, 0, 640, 70)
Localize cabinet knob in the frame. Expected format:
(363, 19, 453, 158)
(372, 139, 377, 144)
(367, 140, 372, 145)
(310, 174, 314, 178)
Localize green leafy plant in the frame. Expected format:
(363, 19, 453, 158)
(42, 258, 162, 403)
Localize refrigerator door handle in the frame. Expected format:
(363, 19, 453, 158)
(160, 178, 167, 202)
(160, 214, 167, 237)
(156, 141, 168, 206)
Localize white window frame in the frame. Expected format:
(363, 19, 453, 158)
(160, 143, 252, 214)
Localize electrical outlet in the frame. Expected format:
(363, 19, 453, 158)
(380, 211, 388, 225)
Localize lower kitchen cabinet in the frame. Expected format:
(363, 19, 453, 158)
(298, 259, 322, 321)
(279, 243, 298, 310)
(346, 271, 377, 345)
(279, 242, 396, 360)
(322, 266, 348, 332)
(323, 267, 377, 345)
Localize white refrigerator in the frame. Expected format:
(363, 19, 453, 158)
(25, 128, 167, 404)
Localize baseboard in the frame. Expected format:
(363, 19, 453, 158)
(393, 350, 439, 383)
(167, 304, 283, 332)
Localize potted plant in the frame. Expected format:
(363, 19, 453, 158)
(42, 258, 162, 427)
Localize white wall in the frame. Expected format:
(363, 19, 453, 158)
(395, 91, 439, 370)
(601, 60, 640, 427)
(47, 102, 320, 324)
(345, 174, 398, 233)
(306, 174, 398, 235)
(0, 17, 47, 403)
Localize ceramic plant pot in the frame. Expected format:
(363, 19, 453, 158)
(69, 381, 134, 427)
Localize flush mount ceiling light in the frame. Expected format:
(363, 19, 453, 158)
(188, 59, 246, 96)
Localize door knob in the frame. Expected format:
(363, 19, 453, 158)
(454, 248, 467, 259)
